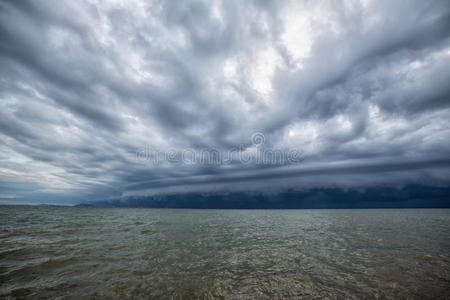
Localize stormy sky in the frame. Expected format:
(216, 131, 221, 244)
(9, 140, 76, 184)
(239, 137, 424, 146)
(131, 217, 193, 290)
(0, 0, 450, 205)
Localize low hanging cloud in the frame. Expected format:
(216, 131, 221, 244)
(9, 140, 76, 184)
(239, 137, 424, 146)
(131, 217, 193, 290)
(0, 0, 449, 204)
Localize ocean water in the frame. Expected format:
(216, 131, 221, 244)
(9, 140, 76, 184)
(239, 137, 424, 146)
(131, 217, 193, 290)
(0, 207, 449, 299)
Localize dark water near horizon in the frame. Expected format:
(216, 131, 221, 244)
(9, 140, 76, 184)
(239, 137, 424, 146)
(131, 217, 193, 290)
(1, 207, 449, 299)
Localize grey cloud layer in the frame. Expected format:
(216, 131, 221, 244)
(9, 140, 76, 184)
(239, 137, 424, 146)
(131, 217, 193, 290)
(0, 0, 449, 203)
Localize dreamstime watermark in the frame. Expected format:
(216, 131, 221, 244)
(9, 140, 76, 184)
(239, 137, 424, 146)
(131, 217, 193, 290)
(136, 132, 303, 165)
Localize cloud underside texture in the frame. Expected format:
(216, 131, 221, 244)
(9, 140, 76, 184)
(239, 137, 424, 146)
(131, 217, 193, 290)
(0, 0, 450, 202)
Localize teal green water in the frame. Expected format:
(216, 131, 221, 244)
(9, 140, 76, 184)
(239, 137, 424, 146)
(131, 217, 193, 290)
(1, 207, 449, 299)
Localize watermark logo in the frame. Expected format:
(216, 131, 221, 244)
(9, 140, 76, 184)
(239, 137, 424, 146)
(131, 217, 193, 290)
(136, 133, 303, 165)
(251, 132, 266, 146)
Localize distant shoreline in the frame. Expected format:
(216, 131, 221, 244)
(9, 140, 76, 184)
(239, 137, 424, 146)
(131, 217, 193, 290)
(1, 204, 450, 210)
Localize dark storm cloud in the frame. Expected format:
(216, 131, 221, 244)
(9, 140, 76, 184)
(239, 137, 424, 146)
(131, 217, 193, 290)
(0, 0, 449, 204)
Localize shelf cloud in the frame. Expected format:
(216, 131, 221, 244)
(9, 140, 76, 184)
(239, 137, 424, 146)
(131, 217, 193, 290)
(0, 0, 449, 204)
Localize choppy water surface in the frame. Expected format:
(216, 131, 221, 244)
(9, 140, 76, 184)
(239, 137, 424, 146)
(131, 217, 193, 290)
(1, 207, 449, 299)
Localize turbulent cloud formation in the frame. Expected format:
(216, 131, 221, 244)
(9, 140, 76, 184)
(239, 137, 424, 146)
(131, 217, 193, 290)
(0, 0, 449, 204)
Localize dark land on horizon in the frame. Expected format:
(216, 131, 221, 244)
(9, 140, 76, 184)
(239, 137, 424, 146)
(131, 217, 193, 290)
(71, 185, 450, 209)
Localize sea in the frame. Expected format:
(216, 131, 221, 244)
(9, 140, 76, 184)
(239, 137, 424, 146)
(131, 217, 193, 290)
(1, 206, 449, 299)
